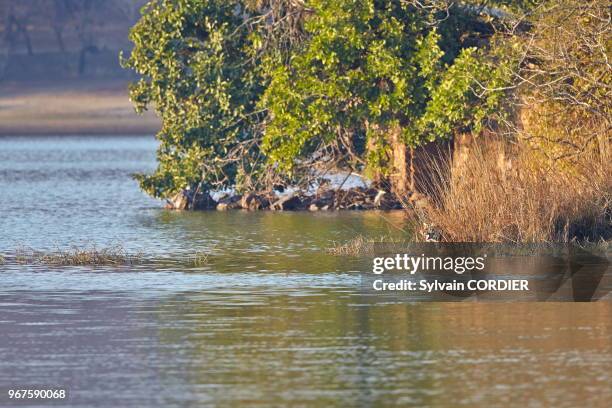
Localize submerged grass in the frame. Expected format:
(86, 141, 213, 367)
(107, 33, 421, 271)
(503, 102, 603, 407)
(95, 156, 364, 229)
(191, 250, 211, 267)
(327, 235, 409, 256)
(0, 245, 220, 269)
(327, 235, 374, 256)
(3, 245, 143, 266)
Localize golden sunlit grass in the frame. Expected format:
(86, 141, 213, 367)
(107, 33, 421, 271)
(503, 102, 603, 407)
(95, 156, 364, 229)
(422, 139, 611, 243)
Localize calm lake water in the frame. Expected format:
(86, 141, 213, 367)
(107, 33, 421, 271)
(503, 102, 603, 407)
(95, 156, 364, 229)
(0, 135, 610, 407)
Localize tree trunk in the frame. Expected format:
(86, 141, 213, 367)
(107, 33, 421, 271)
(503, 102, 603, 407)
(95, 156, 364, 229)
(78, 45, 99, 75)
(364, 121, 385, 188)
(452, 131, 474, 181)
(389, 125, 409, 198)
(20, 24, 33, 56)
(53, 26, 66, 53)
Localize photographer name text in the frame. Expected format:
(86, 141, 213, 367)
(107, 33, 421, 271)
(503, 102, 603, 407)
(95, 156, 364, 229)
(371, 254, 529, 292)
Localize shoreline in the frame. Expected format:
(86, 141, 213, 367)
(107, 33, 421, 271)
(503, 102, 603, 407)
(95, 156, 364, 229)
(0, 79, 160, 136)
(0, 128, 159, 137)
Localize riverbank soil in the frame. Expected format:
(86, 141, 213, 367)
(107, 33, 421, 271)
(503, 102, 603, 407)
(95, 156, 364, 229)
(0, 79, 160, 136)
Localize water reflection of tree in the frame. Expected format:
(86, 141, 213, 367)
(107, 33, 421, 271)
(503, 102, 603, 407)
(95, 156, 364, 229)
(150, 211, 411, 273)
(149, 296, 611, 406)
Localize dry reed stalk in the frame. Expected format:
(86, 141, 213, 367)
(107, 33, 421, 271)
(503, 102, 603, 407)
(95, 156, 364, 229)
(422, 138, 611, 243)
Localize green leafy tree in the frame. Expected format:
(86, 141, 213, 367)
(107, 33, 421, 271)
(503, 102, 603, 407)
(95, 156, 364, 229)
(123, 0, 266, 198)
(125, 0, 518, 199)
(261, 0, 514, 193)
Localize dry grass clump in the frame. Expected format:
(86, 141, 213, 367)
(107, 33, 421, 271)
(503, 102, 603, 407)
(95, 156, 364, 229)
(327, 235, 409, 256)
(327, 235, 375, 256)
(6, 245, 142, 266)
(424, 139, 611, 243)
(191, 250, 211, 266)
(41, 246, 141, 266)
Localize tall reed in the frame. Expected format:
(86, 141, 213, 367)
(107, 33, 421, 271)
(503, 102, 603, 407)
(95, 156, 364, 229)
(421, 139, 611, 243)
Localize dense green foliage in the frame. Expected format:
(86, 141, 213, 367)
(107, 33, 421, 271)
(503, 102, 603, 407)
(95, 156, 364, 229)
(123, 0, 265, 197)
(125, 0, 528, 198)
(262, 0, 515, 175)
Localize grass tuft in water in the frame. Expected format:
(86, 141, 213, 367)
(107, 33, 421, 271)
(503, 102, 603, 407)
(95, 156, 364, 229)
(328, 236, 374, 256)
(4, 245, 143, 266)
(327, 235, 408, 256)
(191, 250, 210, 267)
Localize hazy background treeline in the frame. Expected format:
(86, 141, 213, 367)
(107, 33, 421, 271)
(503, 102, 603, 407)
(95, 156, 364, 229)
(0, 0, 148, 80)
(0, 0, 159, 136)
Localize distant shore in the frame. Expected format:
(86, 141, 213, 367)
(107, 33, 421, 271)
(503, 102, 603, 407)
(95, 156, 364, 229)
(0, 79, 160, 136)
